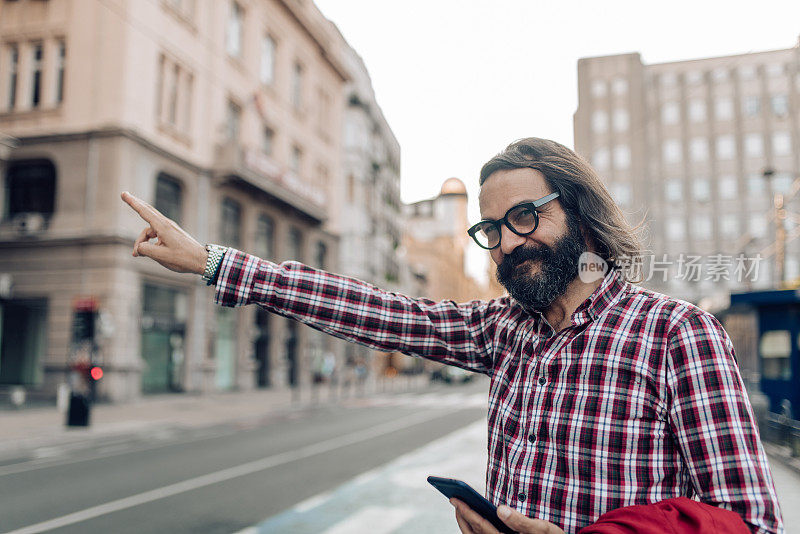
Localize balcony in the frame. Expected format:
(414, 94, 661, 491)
(213, 143, 327, 224)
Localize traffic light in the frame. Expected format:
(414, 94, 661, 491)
(89, 366, 103, 381)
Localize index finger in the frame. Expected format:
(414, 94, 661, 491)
(121, 191, 161, 224)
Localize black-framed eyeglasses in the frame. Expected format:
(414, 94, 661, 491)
(467, 192, 560, 250)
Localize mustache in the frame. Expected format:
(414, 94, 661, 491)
(500, 245, 551, 271)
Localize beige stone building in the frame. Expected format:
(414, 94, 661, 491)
(0, 0, 351, 401)
(575, 40, 800, 304)
(403, 178, 486, 304)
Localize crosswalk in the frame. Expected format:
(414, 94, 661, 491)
(238, 418, 489, 534)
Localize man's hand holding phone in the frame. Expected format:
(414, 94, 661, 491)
(451, 498, 565, 534)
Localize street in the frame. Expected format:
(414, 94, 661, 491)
(2, 378, 800, 534)
(0, 382, 487, 534)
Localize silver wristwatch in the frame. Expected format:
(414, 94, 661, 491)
(202, 244, 228, 285)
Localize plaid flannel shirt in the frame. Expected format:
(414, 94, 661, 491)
(214, 250, 783, 534)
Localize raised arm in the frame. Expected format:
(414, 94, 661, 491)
(121, 191, 499, 374)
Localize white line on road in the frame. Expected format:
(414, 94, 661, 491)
(3, 409, 457, 534)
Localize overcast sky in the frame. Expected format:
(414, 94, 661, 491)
(315, 0, 800, 279)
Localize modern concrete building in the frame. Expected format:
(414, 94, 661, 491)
(574, 39, 800, 304)
(0, 0, 351, 401)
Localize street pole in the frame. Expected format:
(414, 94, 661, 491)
(774, 193, 786, 286)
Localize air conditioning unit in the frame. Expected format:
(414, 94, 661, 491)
(13, 213, 46, 235)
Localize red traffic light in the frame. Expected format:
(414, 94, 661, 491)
(90, 366, 103, 381)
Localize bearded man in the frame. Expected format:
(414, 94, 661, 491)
(121, 138, 783, 534)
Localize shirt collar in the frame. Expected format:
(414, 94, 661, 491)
(570, 268, 627, 326)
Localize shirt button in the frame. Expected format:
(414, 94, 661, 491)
(518, 492, 527, 502)
(537, 376, 547, 386)
(528, 433, 536, 443)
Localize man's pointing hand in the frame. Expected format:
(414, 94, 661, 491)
(121, 191, 208, 275)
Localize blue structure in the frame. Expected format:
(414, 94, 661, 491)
(730, 288, 800, 416)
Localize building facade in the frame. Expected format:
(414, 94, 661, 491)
(0, 0, 350, 401)
(574, 40, 800, 304)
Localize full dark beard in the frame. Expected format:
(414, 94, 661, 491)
(495, 219, 587, 311)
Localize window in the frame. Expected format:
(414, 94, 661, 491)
(591, 110, 607, 133)
(688, 100, 706, 122)
(291, 61, 303, 110)
(771, 173, 793, 194)
(718, 175, 737, 199)
(220, 198, 242, 247)
(661, 102, 680, 124)
(5, 160, 56, 219)
(714, 98, 733, 120)
(749, 215, 767, 238)
(290, 144, 302, 174)
(612, 109, 628, 131)
(590, 79, 606, 98)
(744, 133, 763, 158)
(772, 132, 791, 157)
(711, 67, 729, 82)
(260, 35, 276, 85)
(760, 330, 792, 380)
(689, 137, 708, 161)
(317, 88, 331, 133)
(610, 183, 631, 206)
(315, 241, 327, 269)
(7, 44, 18, 110)
(693, 178, 711, 202)
(738, 65, 757, 80)
(771, 94, 789, 117)
(592, 147, 609, 171)
(742, 95, 760, 117)
(226, 100, 241, 142)
(611, 77, 627, 95)
(659, 72, 677, 88)
(261, 126, 274, 155)
(720, 214, 738, 238)
(663, 139, 682, 163)
(685, 71, 703, 85)
(254, 214, 275, 259)
(168, 63, 179, 125)
(287, 226, 303, 260)
(665, 179, 682, 202)
(154, 174, 182, 223)
(55, 40, 65, 104)
(692, 216, 712, 240)
(31, 42, 43, 108)
(226, 2, 244, 58)
(155, 54, 194, 135)
(766, 63, 784, 78)
(747, 173, 765, 194)
(715, 135, 735, 159)
(613, 144, 630, 169)
(666, 220, 685, 240)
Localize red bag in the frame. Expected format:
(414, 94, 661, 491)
(578, 497, 750, 534)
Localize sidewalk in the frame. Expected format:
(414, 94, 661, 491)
(0, 375, 429, 463)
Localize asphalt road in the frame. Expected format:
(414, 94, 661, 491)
(0, 383, 487, 534)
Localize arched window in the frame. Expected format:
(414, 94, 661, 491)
(154, 173, 182, 224)
(5, 159, 56, 219)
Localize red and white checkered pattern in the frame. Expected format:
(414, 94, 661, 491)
(215, 250, 783, 534)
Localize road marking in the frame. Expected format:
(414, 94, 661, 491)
(321, 506, 414, 534)
(3, 409, 456, 534)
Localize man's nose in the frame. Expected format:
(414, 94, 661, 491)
(499, 224, 526, 255)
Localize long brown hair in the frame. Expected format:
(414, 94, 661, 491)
(480, 137, 644, 282)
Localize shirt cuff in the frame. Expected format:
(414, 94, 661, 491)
(213, 249, 260, 307)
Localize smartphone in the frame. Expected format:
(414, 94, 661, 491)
(427, 475, 515, 534)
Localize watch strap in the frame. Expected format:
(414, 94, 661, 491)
(202, 244, 228, 286)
